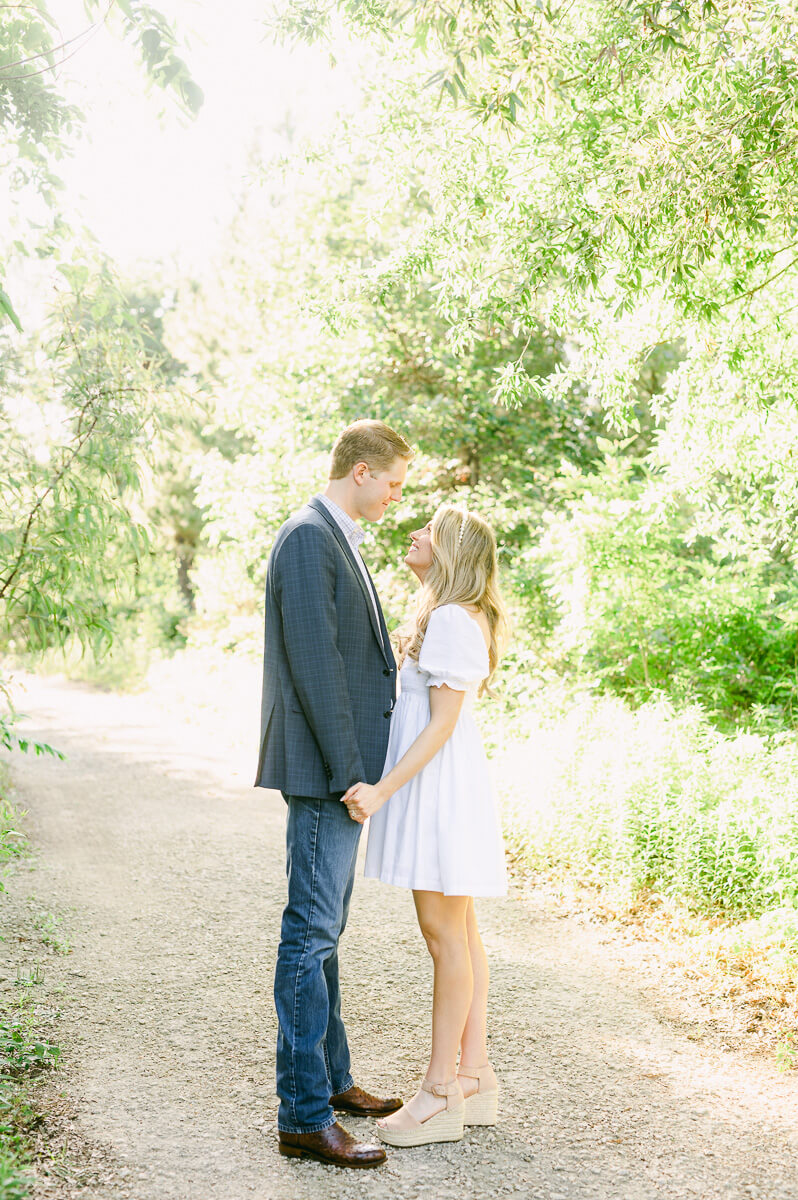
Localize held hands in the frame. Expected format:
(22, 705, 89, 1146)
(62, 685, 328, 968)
(343, 781, 389, 824)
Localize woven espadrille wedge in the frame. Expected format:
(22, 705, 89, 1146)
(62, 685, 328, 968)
(458, 1062, 499, 1125)
(376, 1079, 465, 1147)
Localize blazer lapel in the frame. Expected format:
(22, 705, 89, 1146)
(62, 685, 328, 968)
(361, 555, 395, 669)
(308, 497, 391, 665)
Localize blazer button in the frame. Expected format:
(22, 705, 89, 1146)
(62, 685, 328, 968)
(383, 710, 391, 718)
(383, 668, 391, 676)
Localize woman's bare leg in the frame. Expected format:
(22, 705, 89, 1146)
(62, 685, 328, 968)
(458, 898, 497, 1098)
(378, 889, 472, 1129)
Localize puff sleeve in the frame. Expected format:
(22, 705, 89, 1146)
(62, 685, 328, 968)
(418, 604, 489, 691)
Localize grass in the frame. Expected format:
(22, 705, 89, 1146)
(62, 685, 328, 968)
(0, 777, 62, 1197)
(0, 774, 27, 892)
(489, 686, 798, 1065)
(493, 689, 798, 915)
(29, 912, 70, 958)
(0, 989, 60, 1200)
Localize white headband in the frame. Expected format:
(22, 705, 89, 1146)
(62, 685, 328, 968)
(457, 510, 468, 549)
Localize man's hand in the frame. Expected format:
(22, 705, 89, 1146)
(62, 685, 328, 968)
(343, 781, 389, 824)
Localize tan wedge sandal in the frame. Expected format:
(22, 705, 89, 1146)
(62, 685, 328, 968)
(376, 1078, 465, 1147)
(458, 1062, 499, 1125)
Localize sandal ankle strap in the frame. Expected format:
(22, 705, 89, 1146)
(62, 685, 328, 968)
(458, 1062, 492, 1080)
(421, 1078, 461, 1099)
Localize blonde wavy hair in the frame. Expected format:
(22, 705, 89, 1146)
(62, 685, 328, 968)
(404, 505, 510, 696)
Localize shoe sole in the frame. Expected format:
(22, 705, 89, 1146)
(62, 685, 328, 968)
(332, 1103, 403, 1116)
(279, 1144, 385, 1167)
(376, 1104, 465, 1148)
(463, 1088, 499, 1126)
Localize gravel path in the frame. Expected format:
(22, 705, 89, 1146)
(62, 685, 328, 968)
(4, 673, 798, 1200)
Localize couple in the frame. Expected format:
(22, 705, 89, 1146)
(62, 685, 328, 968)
(255, 419, 509, 1168)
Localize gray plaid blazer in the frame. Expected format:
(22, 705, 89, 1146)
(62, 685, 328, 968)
(254, 497, 397, 800)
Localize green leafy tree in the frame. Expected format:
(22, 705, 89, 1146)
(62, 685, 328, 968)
(287, 0, 798, 319)
(256, 0, 798, 724)
(165, 108, 608, 641)
(539, 449, 798, 725)
(0, 260, 166, 657)
(273, 0, 798, 443)
(0, 0, 202, 328)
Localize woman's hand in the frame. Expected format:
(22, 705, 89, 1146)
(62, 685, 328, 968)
(343, 781, 388, 824)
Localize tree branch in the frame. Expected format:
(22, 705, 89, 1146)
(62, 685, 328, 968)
(720, 251, 798, 308)
(0, 21, 98, 73)
(0, 393, 101, 603)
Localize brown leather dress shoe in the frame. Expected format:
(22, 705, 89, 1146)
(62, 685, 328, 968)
(330, 1084, 403, 1117)
(278, 1121, 386, 1168)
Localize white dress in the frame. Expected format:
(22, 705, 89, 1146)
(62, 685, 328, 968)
(364, 603, 508, 897)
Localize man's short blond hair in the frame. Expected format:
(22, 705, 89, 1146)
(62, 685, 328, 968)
(329, 419, 414, 480)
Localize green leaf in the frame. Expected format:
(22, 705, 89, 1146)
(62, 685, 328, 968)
(0, 288, 23, 332)
(140, 27, 163, 62)
(180, 79, 204, 114)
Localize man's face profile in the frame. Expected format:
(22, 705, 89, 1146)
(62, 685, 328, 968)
(356, 456, 408, 522)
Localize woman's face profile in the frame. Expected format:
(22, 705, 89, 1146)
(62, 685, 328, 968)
(405, 520, 433, 573)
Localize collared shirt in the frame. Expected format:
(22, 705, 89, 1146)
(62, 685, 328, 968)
(315, 494, 383, 640)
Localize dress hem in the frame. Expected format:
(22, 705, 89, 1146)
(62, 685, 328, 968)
(363, 867, 507, 898)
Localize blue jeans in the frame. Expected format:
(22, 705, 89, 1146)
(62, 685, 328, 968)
(274, 794, 362, 1133)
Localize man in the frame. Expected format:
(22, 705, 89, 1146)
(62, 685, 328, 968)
(255, 419, 414, 1168)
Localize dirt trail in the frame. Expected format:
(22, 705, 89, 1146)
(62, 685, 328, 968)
(3, 672, 798, 1200)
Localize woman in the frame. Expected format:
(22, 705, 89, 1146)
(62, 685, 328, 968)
(343, 504, 509, 1148)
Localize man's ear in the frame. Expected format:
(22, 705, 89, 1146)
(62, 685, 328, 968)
(352, 461, 370, 485)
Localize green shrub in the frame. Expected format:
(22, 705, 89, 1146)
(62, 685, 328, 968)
(0, 1012, 59, 1200)
(0, 796, 26, 884)
(496, 689, 798, 917)
(0, 1147, 31, 1200)
(0, 756, 29, 890)
(537, 455, 798, 727)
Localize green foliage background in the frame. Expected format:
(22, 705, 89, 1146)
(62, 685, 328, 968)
(2, 0, 798, 958)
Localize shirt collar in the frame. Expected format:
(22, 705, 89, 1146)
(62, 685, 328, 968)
(315, 494, 365, 547)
